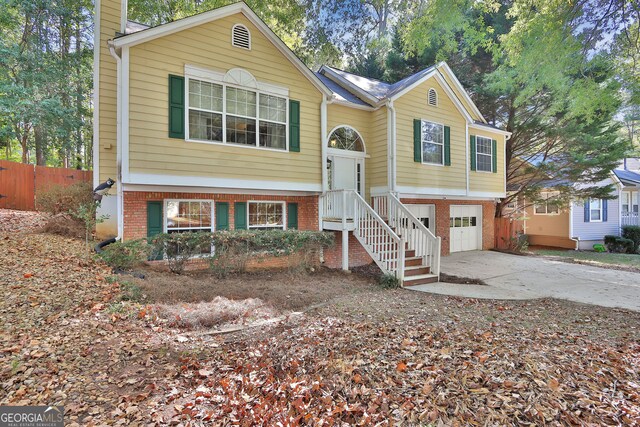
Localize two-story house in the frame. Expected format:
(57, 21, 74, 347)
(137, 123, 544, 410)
(94, 1, 511, 285)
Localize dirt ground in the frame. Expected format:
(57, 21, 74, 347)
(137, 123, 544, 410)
(2, 209, 640, 425)
(133, 267, 378, 311)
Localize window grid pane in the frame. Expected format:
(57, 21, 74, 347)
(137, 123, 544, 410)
(226, 116, 256, 145)
(421, 121, 444, 164)
(259, 121, 286, 149)
(476, 137, 492, 172)
(248, 202, 284, 229)
(166, 201, 213, 230)
(189, 110, 222, 142)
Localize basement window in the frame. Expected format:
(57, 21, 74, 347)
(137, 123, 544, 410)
(248, 202, 285, 230)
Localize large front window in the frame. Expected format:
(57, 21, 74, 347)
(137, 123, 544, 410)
(248, 202, 284, 230)
(476, 136, 493, 172)
(420, 120, 444, 165)
(188, 78, 287, 150)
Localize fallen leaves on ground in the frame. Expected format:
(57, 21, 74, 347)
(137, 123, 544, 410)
(1, 211, 640, 425)
(0, 209, 49, 233)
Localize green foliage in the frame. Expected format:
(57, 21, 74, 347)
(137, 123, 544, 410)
(621, 226, 640, 254)
(603, 235, 634, 254)
(99, 239, 151, 271)
(379, 273, 401, 289)
(592, 244, 606, 253)
(149, 230, 335, 275)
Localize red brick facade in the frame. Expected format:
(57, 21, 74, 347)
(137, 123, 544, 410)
(401, 198, 496, 256)
(322, 231, 373, 269)
(122, 191, 319, 240)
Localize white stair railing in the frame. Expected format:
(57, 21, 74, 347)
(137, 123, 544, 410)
(375, 193, 441, 277)
(320, 190, 405, 280)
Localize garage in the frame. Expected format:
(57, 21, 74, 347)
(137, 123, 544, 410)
(450, 205, 482, 252)
(406, 204, 435, 235)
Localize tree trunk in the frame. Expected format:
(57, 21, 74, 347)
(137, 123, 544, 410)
(34, 126, 46, 166)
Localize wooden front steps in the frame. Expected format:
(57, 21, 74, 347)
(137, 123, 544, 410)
(399, 248, 439, 286)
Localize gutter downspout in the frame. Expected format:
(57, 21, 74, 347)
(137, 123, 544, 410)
(108, 42, 124, 240)
(386, 100, 396, 194)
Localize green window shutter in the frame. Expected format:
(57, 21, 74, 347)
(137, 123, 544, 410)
(234, 202, 247, 230)
(289, 100, 300, 152)
(216, 202, 229, 230)
(168, 74, 185, 139)
(470, 135, 477, 171)
(413, 119, 422, 162)
(444, 126, 451, 166)
(492, 139, 498, 173)
(147, 201, 163, 260)
(287, 203, 298, 230)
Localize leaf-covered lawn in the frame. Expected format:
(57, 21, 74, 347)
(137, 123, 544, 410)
(2, 223, 640, 425)
(533, 248, 640, 270)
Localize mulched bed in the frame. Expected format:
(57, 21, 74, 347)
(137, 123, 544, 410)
(2, 210, 640, 425)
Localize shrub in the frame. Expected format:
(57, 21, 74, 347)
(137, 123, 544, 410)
(379, 273, 401, 289)
(149, 230, 335, 275)
(99, 239, 151, 271)
(603, 235, 634, 254)
(37, 182, 94, 215)
(622, 226, 640, 253)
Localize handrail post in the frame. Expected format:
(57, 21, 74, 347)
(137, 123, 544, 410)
(342, 190, 347, 229)
(398, 236, 405, 285)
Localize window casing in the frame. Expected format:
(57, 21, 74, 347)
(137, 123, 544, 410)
(165, 200, 214, 232)
(476, 136, 493, 172)
(622, 192, 639, 213)
(420, 120, 444, 165)
(248, 202, 285, 230)
(187, 76, 288, 150)
(589, 198, 602, 222)
(534, 192, 560, 215)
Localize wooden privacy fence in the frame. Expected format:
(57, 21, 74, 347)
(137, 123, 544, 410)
(494, 217, 524, 250)
(0, 160, 92, 211)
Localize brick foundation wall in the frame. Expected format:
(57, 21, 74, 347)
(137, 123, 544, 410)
(322, 231, 373, 269)
(123, 191, 319, 240)
(147, 251, 321, 272)
(401, 198, 496, 256)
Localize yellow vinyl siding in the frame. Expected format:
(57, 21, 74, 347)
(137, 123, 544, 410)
(439, 71, 482, 122)
(395, 78, 466, 190)
(369, 107, 388, 189)
(98, 0, 120, 182)
(127, 13, 323, 185)
(469, 128, 505, 194)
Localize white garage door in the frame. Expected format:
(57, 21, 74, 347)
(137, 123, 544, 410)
(450, 205, 482, 252)
(406, 204, 436, 235)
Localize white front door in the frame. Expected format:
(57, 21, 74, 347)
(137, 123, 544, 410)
(449, 205, 482, 252)
(332, 156, 357, 190)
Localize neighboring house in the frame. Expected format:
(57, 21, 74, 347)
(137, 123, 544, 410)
(523, 168, 640, 250)
(93, 1, 510, 285)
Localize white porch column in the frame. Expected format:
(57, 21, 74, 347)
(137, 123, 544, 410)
(342, 229, 349, 271)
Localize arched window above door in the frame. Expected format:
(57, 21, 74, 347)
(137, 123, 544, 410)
(328, 126, 365, 152)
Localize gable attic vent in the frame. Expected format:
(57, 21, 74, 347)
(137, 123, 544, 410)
(428, 88, 438, 106)
(232, 24, 251, 50)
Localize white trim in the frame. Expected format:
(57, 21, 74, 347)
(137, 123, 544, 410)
(247, 200, 286, 230)
(184, 72, 289, 151)
(387, 69, 437, 103)
(390, 101, 397, 192)
(397, 186, 467, 197)
(111, 3, 332, 97)
(125, 172, 322, 192)
(92, 0, 101, 187)
(332, 99, 375, 111)
(467, 190, 506, 199)
(121, 46, 130, 183)
(569, 200, 574, 238)
(465, 122, 469, 196)
(326, 124, 367, 154)
(474, 135, 493, 173)
(108, 44, 124, 238)
(120, 0, 128, 33)
(399, 191, 500, 201)
(122, 183, 317, 196)
(418, 119, 445, 166)
(437, 62, 486, 123)
(468, 123, 512, 137)
(433, 73, 474, 123)
(231, 23, 251, 50)
(164, 199, 215, 232)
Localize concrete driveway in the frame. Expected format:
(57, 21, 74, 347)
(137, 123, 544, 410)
(415, 250, 640, 312)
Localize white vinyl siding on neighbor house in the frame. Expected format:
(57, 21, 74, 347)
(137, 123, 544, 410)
(571, 197, 620, 241)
